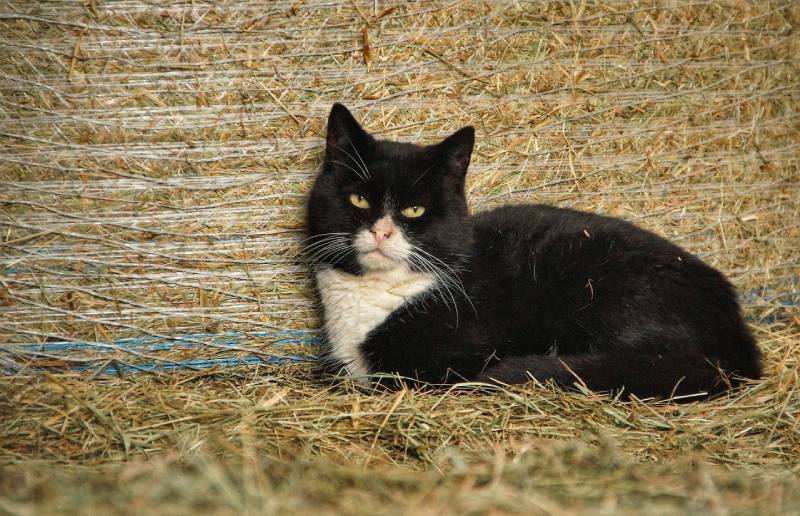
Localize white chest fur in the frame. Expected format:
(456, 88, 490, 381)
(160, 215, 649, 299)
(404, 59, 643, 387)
(315, 266, 435, 381)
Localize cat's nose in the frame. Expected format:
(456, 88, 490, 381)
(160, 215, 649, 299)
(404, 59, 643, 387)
(370, 216, 394, 245)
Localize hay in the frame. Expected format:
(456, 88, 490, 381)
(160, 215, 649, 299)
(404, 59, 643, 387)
(3, 441, 800, 514)
(1, 0, 799, 512)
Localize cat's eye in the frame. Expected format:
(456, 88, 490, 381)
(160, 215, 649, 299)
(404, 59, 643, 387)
(401, 206, 426, 218)
(349, 193, 370, 209)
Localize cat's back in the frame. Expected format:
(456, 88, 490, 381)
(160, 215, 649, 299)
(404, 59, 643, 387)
(471, 203, 699, 272)
(469, 203, 733, 304)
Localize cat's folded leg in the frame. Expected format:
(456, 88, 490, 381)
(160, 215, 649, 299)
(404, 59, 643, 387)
(474, 352, 745, 400)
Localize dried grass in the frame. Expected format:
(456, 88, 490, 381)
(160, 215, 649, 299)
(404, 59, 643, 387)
(1, 0, 799, 513)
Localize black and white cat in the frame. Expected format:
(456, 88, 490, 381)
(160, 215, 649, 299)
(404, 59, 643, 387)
(306, 103, 762, 399)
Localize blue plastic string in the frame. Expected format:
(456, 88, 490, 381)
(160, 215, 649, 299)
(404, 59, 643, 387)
(15, 330, 321, 353)
(5, 330, 321, 376)
(73, 354, 316, 376)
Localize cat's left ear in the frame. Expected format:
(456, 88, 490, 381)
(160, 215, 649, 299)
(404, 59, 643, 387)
(325, 103, 371, 165)
(437, 126, 475, 178)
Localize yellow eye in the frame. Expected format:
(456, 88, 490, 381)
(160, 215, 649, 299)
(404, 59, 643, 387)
(349, 193, 370, 209)
(401, 206, 426, 218)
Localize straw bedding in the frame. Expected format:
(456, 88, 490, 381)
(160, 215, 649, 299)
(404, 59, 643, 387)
(1, 1, 799, 513)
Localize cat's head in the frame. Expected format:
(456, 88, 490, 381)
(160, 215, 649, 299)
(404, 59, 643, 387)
(307, 103, 474, 276)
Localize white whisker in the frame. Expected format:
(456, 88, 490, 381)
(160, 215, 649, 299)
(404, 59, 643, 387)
(410, 244, 477, 320)
(328, 159, 367, 182)
(345, 135, 371, 180)
(301, 232, 350, 244)
(303, 233, 354, 268)
(407, 251, 460, 327)
(328, 143, 370, 181)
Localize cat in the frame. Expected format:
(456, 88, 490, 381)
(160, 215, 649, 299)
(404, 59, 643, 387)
(305, 103, 762, 400)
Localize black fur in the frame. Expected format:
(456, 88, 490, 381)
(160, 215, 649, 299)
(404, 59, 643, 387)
(307, 104, 762, 400)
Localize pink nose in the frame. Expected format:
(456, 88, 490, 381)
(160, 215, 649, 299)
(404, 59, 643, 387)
(370, 216, 394, 245)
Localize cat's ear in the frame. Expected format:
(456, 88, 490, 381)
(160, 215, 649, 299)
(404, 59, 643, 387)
(437, 126, 475, 178)
(325, 103, 371, 166)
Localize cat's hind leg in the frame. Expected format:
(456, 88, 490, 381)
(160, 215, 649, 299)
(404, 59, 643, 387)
(475, 352, 751, 400)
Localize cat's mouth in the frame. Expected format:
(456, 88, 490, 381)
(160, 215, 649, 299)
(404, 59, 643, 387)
(365, 249, 390, 259)
(353, 226, 412, 271)
(359, 248, 403, 270)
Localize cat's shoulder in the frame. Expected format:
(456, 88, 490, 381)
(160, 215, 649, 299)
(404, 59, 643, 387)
(471, 203, 623, 233)
(473, 203, 565, 224)
(470, 203, 691, 258)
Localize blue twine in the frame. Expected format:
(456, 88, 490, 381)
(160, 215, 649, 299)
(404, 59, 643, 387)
(14, 330, 321, 353)
(6, 330, 321, 376)
(72, 354, 316, 376)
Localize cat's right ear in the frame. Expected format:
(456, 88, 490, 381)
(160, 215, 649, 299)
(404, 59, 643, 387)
(437, 126, 475, 179)
(325, 103, 370, 167)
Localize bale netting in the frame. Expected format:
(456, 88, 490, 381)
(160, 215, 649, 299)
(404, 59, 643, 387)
(1, 1, 799, 513)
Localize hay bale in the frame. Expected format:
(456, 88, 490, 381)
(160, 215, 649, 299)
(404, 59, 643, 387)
(1, 1, 798, 512)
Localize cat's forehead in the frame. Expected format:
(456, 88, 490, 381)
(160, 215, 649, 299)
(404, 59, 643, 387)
(359, 172, 428, 199)
(364, 141, 433, 183)
(375, 140, 429, 165)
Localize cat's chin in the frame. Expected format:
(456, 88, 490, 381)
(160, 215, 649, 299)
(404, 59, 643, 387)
(357, 250, 405, 272)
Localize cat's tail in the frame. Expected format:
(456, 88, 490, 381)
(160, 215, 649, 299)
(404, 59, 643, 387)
(474, 351, 761, 401)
